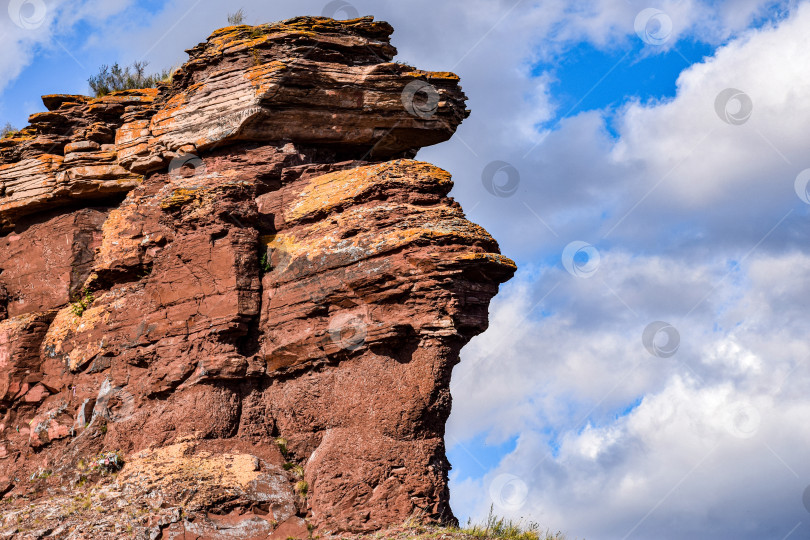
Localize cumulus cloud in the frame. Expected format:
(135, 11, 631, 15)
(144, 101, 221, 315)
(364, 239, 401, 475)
(436, 1, 810, 264)
(436, 13, 810, 536)
(450, 250, 810, 539)
(607, 6, 810, 228)
(0, 0, 133, 94)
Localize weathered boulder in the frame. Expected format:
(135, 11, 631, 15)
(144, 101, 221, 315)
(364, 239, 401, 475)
(0, 16, 514, 539)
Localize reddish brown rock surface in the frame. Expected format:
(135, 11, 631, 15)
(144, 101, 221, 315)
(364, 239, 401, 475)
(0, 16, 515, 539)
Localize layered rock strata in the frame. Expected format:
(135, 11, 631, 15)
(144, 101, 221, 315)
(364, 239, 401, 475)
(0, 16, 515, 538)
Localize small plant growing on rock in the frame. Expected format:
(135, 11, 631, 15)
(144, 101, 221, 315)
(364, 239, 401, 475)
(70, 287, 95, 317)
(275, 437, 288, 457)
(294, 480, 308, 498)
(259, 249, 273, 273)
(29, 468, 52, 482)
(251, 48, 263, 67)
(249, 25, 266, 39)
(283, 463, 305, 478)
(91, 451, 123, 475)
(228, 8, 245, 25)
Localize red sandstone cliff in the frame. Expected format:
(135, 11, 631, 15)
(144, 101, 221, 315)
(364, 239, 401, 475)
(0, 16, 515, 539)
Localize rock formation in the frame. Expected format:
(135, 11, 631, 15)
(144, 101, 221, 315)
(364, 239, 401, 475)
(0, 16, 515, 539)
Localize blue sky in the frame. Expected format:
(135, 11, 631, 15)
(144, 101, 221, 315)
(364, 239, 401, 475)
(3, 1, 810, 539)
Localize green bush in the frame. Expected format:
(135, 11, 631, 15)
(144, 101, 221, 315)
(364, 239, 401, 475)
(70, 288, 95, 317)
(88, 61, 173, 98)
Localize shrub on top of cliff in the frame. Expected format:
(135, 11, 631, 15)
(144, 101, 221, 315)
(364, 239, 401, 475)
(88, 61, 173, 97)
(227, 8, 245, 25)
(1, 122, 17, 138)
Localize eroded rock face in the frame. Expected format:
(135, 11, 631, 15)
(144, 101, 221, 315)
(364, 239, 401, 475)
(0, 16, 514, 538)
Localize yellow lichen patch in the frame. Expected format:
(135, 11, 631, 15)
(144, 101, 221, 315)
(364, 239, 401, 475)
(259, 234, 277, 247)
(286, 160, 452, 222)
(159, 183, 242, 222)
(211, 24, 252, 36)
(159, 188, 201, 210)
(403, 70, 460, 82)
(198, 17, 388, 59)
(262, 233, 305, 273)
(119, 443, 262, 492)
(0, 131, 35, 143)
(376, 220, 493, 251)
(455, 252, 518, 271)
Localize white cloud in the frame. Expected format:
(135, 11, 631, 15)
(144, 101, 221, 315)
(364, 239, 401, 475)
(449, 248, 810, 538)
(0, 0, 134, 94)
(612, 6, 810, 213)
